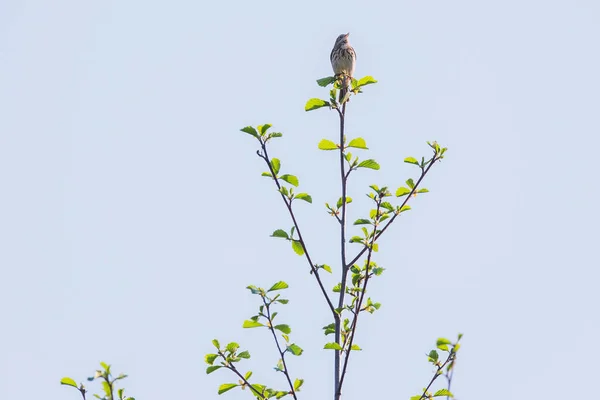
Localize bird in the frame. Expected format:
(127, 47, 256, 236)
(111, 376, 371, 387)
(330, 33, 356, 103)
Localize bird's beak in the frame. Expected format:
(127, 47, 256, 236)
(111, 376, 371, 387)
(346, 33, 350, 37)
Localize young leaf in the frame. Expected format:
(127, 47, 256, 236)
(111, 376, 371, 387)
(274, 324, 292, 334)
(317, 76, 336, 87)
(240, 126, 259, 138)
(243, 320, 264, 328)
(280, 174, 299, 187)
(291, 240, 304, 256)
(258, 124, 272, 135)
(324, 342, 343, 350)
(347, 138, 368, 149)
(305, 98, 330, 111)
(268, 281, 289, 291)
(350, 344, 362, 351)
(433, 389, 453, 397)
(60, 378, 78, 388)
(206, 365, 222, 374)
(271, 158, 281, 175)
(238, 351, 251, 359)
(226, 342, 240, 353)
(406, 178, 415, 188)
(322, 264, 332, 273)
(357, 159, 380, 170)
(417, 188, 429, 194)
(353, 218, 371, 225)
(287, 344, 303, 355)
(271, 229, 289, 239)
(404, 156, 419, 165)
(218, 383, 238, 395)
(436, 337, 451, 351)
(395, 187, 410, 197)
(318, 139, 338, 150)
(205, 353, 219, 365)
(295, 193, 312, 203)
(356, 76, 378, 87)
(294, 378, 304, 391)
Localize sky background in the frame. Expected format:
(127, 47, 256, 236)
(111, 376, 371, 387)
(1, 1, 599, 399)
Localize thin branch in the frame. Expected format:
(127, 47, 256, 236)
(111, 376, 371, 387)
(418, 352, 456, 400)
(257, 141, 336, 315)
(346, 154, 441, 269)
(337, 198, 381, 393)
(334, 101, 348, 400)
(223, 360, 268, 400)
(262, 297, 298, 400)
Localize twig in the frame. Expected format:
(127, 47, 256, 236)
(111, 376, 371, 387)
(334, 100, 349, 400)
(418, 351, 456, 400)
(257, 141, 336, 315)
(262, 297, 298, 400)
(337, 198, 381, 394)
(346, 154, 441, 269)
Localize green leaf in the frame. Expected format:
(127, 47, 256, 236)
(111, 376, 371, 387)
(274, 324, 291, 334)
(410, 396, 422, 400)
(350, 344, 362, 351)
(226, 342, 240, 353)
(399, 205, 411, 213)
(433, 389, 453, 397)
(238, 351, 251, 359)
(271, 229, 289, 239)
(295, 193, 312, 203)
(280, 174, 299, 187)
(357, 159, 380, 170)
(356, 76, 378, 87)
(218, 383, 238, 395)
(240, 126, 259, 138)
(353, 218, 371, 225)
(268, 281, 289, 291)
(395, 189, 410, 201)
(294, 378, 304, 391)
(261, 172, 273, 178)
(206, 365, 222, 374)
(271, 158, 281, 175)
(205, 353, 219, 365)
(406, 178, 415, 188)
(404, 157, 419, 165)
(244, 371, 253, 380)
(317, 76, 336, 86)
(322, 323, 335, 335)
(324, 342, 342, 350)
(428, 350, 439, 363)
(291, 240, 304, 256)
(258, 124, 272, 135)
(212, 339, 220, 349)
(318, 139, 338, 150)
(243, 320, 265, 328)
(322, 264, 332, 273)
(305, 98, 330, 111)
(60, 377, 78, 388)
(287, 344, 303, 356)
(347, 138, 368, 149)
(417, 188, 429, 194)
(437, 337, 451, 351)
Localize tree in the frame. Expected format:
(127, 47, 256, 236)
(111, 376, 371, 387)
(61, 51, 461, 400)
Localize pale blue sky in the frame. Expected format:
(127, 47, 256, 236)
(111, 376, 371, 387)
(1, 1, 599, 399)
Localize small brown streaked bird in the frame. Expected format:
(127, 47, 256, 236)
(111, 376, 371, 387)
(330, 33, 357, 102)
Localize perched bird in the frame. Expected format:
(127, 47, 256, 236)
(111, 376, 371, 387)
(330, 33, 356, 103)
